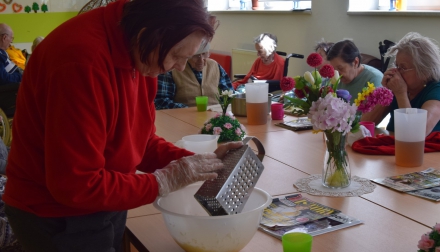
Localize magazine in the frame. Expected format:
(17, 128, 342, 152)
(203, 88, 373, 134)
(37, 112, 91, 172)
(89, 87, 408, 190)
(407, 186, 440, 202)
(259, 212, 363, 239)
(260, 194, 340, 230)
(371, 168, 440, 192)
(275, 118, 313, 131)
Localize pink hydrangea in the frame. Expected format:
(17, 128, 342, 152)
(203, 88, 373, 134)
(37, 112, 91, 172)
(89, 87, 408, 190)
(235, 128, 242, 136)
(224, 123, 233, 129)
(418, 233, 435, 250)
(306, 53, 323, 68)
(319, 64, 335, 78)
(205, 123, 212, 131)
(213, 127, 223, 135)
(308, 93, 357, 135)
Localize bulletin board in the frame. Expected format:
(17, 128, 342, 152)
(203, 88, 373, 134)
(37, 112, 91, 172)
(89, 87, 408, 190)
(0, 0, 89, 14)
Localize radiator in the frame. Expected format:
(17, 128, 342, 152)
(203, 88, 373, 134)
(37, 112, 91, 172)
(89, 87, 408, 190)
(231, 48, 257, 78)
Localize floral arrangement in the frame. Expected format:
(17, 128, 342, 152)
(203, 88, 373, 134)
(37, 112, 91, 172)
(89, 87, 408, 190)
(285, 53, 342, 115)
(200, 89, 246, 143)
(417, 223, 440, 252)
(355, 82, 394, 113)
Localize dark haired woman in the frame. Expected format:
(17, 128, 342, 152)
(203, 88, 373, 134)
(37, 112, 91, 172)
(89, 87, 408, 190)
(327, 39, 383, 104)
(3, 0, 241, 251)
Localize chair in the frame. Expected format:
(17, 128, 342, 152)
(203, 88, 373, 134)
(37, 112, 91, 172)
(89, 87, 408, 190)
(209, 52, 232, 77)
(0, 108, 11, 148)
(360, 53, 382, 72)
(233, 51, 304, 93)
(379, 40, 395, 73)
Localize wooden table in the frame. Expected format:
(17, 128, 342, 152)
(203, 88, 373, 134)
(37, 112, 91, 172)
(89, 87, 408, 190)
(126, 108, 439, 252)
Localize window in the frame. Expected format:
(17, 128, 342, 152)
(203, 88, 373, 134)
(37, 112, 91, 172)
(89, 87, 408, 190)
(349, 0, 440, 11)
(207, 0, 311, 11)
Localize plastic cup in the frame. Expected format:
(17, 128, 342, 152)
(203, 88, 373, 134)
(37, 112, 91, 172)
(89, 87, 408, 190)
(282, 232, 313, 252)
(195, 96, 208, 112)
(360, 121, 375, 137)
(175, 134, 219, 153)
(271, 103, 284, 120)
(245, 83, 268, 125)
(394, 108, 427, 167)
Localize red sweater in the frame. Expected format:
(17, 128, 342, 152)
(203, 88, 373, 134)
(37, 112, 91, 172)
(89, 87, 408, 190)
(232, 53, 285, 89)
(3, 0, 192, 217)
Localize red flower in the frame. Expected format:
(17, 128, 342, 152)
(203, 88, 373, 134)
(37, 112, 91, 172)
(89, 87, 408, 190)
(294, 86, 309, 99)
(319, 86, 334, 97)
(319, 64, 335, 78)
(280, 76, 295, 92)
(306, 53, 323, 68)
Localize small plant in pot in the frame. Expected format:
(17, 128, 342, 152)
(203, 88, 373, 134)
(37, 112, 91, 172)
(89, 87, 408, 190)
(200, 89, 246, 143)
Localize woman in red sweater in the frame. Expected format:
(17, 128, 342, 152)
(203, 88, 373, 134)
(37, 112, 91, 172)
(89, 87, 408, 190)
(3, 0, 241, 251)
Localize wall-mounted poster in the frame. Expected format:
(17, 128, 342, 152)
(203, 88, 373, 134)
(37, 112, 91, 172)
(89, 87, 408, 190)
(0, 0, 89, 14)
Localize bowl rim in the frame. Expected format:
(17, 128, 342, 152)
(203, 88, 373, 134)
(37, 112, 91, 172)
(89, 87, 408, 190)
(153, 184, 272, 219)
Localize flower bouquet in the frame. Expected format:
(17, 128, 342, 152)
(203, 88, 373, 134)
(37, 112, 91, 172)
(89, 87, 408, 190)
(417, 223, 440, 252)
(200, 90, 246, 143)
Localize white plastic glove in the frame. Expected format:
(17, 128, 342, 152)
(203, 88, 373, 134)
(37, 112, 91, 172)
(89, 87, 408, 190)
(153, 153, 223, 197)
(348, 125, 371, 147)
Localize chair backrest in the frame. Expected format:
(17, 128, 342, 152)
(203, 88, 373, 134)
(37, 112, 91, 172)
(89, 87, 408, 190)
(360, 53, 382, 72)
(276, 51, 304, 77)
(209, 52, 232, 77)
(379, 40, 395, 72)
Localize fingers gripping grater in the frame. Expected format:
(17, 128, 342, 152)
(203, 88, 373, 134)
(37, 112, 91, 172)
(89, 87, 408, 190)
(194, 136, 265, 216)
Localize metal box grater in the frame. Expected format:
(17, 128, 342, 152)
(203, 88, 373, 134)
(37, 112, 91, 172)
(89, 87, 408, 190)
(194, 136, 265, 216)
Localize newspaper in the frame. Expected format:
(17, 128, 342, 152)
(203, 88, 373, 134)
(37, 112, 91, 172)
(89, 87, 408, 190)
(371, 168, 440, 192)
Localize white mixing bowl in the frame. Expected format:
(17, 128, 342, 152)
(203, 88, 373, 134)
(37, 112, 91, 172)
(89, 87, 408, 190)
(153, 182, 271, 252)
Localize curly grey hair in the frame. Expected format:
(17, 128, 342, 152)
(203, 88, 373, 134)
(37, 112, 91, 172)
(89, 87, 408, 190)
(385, 32, 440, 83)
(253, 33, 277, 56)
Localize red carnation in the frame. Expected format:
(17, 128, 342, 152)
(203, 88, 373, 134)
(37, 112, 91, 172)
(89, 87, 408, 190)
(294, 86, 309, 99)
(306, 53, 323, 68)
(319, 64, 335, 78)
(319, 86, 334, 97)
(280, 76, 295, 92)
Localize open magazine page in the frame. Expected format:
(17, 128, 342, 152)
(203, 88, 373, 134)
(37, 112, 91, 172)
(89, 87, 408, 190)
(275, 118, 312, 131)
(407, 186, 440, 201)
(371, 168, 440, 192)
(259, 213, 363, 239)
(260, 194, 340, 230)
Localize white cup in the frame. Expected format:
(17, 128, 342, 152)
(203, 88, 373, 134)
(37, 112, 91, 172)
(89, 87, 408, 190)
(175, 134, 219, 154)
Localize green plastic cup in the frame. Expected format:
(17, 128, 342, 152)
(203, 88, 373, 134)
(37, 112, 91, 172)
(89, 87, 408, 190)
(195, 96, 208, 112)
(282, 232, 313, 252)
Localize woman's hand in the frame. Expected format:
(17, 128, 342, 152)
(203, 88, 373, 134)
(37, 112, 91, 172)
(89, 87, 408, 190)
(382, 68, 407, 97)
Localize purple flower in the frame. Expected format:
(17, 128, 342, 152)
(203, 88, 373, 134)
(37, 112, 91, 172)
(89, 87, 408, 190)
(336, 89, 351, 102)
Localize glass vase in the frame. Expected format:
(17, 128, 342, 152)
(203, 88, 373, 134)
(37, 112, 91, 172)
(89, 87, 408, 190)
(322, 131, 351, 189)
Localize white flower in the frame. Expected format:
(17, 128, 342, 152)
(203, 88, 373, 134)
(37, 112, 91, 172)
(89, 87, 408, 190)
(222, 90, 234, 97)
(330, 70, 339, 85)
(304, 71, 315, 86)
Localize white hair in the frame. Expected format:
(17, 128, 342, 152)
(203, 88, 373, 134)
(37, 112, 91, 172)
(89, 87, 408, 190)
(385, 32, 440, 83)
(253, 33, 277, 56)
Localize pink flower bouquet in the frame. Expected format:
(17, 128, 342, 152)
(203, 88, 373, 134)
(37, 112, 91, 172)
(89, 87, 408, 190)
(418, 223, 440, 252)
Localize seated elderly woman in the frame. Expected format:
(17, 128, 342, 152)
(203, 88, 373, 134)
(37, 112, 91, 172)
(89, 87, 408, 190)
(327, 40, 383, 104)
(232, 33, 284, 90)
(362, 32, 440, 136)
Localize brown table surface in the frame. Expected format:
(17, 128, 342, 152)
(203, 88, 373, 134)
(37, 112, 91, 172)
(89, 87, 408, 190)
(126, 108, 439, 252)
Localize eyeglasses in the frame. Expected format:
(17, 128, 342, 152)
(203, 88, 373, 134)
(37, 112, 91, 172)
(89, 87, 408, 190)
(192, 52, 210, 60)
(1, 33, 14, 42)
(391, 63, 414, 73)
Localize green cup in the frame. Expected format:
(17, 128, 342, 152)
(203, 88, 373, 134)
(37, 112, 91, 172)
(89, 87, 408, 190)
(282, 232, 313, 252)
(195, 96, 208, 112)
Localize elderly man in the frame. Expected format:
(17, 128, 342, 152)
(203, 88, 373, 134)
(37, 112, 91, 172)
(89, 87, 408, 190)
(0, 23, 21, 85)
(0, 23, 21, 117)
(154, 43, 233, 109)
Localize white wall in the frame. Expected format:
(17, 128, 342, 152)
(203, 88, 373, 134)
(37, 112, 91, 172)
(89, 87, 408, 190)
(210, 0, 440, 75)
